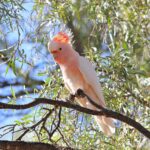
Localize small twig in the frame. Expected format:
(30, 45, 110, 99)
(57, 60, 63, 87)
(16, 108, 55, 141)
(40, 107, 56, 140)
(0, 124, 16, 139)
(0, 124, 16, 130)
(126, 88, 150, 108)
(56, 127, 70, 147)
(49, 107, 62, 138)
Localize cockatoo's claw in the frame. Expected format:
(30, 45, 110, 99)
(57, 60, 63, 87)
(60, 83, 64, 87)
(68, 94, 75, 102)
(75, 89, 85, 98)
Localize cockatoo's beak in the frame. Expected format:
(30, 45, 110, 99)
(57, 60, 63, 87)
(51, 49, 59, 59)
(51, 49, 58, 54)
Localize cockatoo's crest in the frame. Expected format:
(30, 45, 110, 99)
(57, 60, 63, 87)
(53, 32, 69, 43)
(52, 29, 73, 44)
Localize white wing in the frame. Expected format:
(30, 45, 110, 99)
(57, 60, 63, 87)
(78, 56, 105, 106)
(78, 56, 115, 135)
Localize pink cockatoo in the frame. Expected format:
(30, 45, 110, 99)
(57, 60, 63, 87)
(48, 32, 115, 135)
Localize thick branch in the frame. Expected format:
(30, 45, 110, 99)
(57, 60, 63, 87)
(0, 140, 74, 150)
(0, 98, 149, 138)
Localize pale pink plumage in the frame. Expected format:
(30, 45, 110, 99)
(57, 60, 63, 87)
(48, 32, 115, 135)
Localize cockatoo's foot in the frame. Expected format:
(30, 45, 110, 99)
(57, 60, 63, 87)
(68, 94, 75, 102)
(75, 89, 85, 98)
(68, 89, 85, 102)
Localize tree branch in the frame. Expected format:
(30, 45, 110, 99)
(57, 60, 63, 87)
(16, 108, 55, 141)
(0, 140, 75, 150)
(0, 97, 149, 138)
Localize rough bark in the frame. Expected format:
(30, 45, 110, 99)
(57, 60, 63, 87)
(0, 140, 75, 150)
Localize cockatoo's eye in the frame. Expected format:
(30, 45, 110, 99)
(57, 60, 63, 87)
(59, 48, 62, 51)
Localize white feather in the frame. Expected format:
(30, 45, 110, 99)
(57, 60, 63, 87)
(78, 56, 105, 106)
(78, 56, 115, 136)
